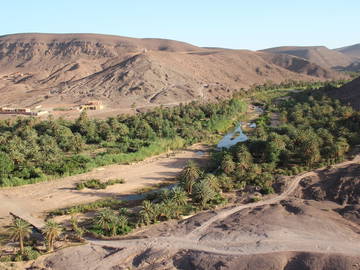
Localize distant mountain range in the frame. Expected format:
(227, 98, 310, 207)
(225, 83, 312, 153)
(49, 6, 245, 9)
(336, 44, 360, 58)
(260, 45, 360, 71)
(0, 33, 357, 111)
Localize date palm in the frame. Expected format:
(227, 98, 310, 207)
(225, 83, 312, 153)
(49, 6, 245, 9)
(108, 214, 128, 236)
(139, 200, 156, 225)
(8, 218, 31, 254)
(178, 161, 201, 194)
(202, 174, 220, 192)
(170, 186, 188, 206)
(95, 209, 114, 232)
(193, 179, 216, 208)
(220, 155, 236, 175)
(117, 215, 128, 231)
(43, 220, 62, 252)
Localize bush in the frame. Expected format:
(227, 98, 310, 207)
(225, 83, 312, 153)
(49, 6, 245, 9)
(218, 174, 234, 192)
(22, 247, 40, 261)
(0, 255, 12, 262)
(48, 198, 123, 216)
(75, 178, 126, 190)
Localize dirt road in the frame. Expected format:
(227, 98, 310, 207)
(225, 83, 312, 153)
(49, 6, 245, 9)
(89, 155, 360, 257)
(0, 144, 209, 228)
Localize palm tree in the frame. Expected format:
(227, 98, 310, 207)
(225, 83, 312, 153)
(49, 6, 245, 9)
(8, 218, 31, 254)
(220, 155, 235, 175)
(117, 215, 128, 231)
(192, 179, 216, 208)
(179, 161, 201, 194)
(95, 209, 113, 231)
(160, 189, 171, 201)
(170, 186, 188, 206)
(202, 174, 220, 192)
(108, 215, 119, 237)
(139, 200, 156, 225)
(43, 221, 62, 252)
(158, 200, 176, 220)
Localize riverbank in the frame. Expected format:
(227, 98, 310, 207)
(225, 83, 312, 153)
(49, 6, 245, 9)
(0, 144, 210, 229)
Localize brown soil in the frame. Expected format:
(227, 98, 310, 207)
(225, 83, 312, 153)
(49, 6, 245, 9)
(261, 45, 358, 71)
(0, 144, 209, 229)
(336, 44, 360, 59)
(327, 76, 360, 110)
(22, 155, 360, 270)
(0, 33, 346, 118)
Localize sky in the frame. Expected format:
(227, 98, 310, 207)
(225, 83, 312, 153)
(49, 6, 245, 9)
(1, 0, 359, 50)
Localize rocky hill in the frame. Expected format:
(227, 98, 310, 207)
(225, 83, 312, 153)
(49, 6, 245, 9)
(336, 43, 360, 59)
(328, 76, 360, 110)
(0, 33, 345, 112)
(261, 45, 358, 71)
(28, 161, 360, 270)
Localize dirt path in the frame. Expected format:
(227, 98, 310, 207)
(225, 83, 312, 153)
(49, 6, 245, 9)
(188, 154, 360, 239)
(89, 155, 360, 257)
(0, 144, 209, 228)
(91, 235, 360, 257)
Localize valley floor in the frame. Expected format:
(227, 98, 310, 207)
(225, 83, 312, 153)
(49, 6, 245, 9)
(24, 154, 360, 270)
(0, 144, 209, 229)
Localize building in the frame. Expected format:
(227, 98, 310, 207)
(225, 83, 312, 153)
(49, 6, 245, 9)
(0, 107, 34, 115)
(79, 101, 104, 111)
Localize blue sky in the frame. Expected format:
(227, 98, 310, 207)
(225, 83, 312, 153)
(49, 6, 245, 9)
(1, 0, 359, 50)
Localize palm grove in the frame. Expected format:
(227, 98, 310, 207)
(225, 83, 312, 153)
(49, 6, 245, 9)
(2, 81, 360, 260)
(44, 89, 360, 242)
(0, 98, 246, 186)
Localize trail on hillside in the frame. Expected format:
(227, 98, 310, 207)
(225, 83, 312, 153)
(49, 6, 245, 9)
(89, 155, 360, 257)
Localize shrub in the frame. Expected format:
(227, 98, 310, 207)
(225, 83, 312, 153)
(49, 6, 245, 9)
(48, 198, 123, 216)
(75, 178, 125, 190)
(218, 174, 234, 192)
(22, 247, 40, 261)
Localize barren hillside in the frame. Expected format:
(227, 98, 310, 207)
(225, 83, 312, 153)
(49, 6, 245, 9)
(28, 159, 360, 270)
(261, 45, 357, 71)
(336, 43, 360, 59)
(0, 33, 345, 112)
(328, 76, 360, 110)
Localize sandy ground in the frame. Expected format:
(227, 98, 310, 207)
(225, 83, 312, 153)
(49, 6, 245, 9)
(0, 144, 209, 229)
(88, 155, 360, 256)
(20, 154, 360, 270)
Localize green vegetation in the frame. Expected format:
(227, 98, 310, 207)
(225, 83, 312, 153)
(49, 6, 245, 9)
(43, 221, 62, 252)
(2, 218, 61, 262)
(213, 88, 360, 194)
(242, 80, 349, 104)
(91, 209, 131, 237)
(75, 178, 125, 190)
(53, 107, 71, 111)
(45, 161, 228, 239)
(8, 218, 31, 254)
(0, 98, 247, 187)
(48, 198, 123, 217)
(3, 80, 359, 257)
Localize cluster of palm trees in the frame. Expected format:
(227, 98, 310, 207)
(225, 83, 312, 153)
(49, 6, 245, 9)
(139, 186, 188, 225)
(94, 209, 129, 236)
(137, 161, 227, 226)
(178, 161, 225, 207)
(8, 218, 62, 255)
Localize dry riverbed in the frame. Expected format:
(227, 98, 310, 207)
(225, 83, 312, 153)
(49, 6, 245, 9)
(0, 144, 210, 229)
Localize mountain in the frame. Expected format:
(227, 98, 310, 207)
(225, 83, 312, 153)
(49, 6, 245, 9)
(258, 52, 338, 78)
(0, 33, 346, 114)
(328, 76, 360, 110)
(336, 43, 360, 59)
(260, 46, 356, 70)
